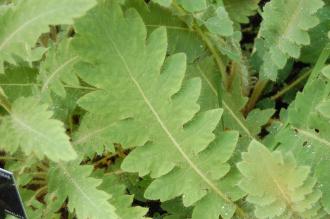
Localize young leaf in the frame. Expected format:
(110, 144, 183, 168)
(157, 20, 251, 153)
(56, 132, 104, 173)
(0, 0, 96, 71)
(238, 140, 323, 219)
(258, 0, 324, 80)
(73, 2, 242, 218)
(273, 79, 330, 213)
(48, 161, 118, 219)
(0, 97, 77, 161)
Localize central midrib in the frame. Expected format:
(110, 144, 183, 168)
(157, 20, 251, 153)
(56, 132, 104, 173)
(105, 28, 233, 205)
(41, 56, 79, 93)
(57, 163, 107, 217)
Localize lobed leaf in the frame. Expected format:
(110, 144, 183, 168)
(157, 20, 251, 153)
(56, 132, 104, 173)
(48, 161, 118, 219)
(238, 140, 323, 219)
(258, 0, 324, 80)
(0, 97, 77, 161)
(72, 2, 242, 218)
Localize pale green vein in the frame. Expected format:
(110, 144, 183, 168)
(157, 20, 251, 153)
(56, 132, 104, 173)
(72, 123, 116, 146)
(12, 115, 53, 143)
(146, 24, 193, 32)
(0, 83, 96, 90)
(57, 162, 101, 212)
(0, 8, 60, 51)
(41, 56, 79, 93)
(222, 101, 254, 140)
(196, 64, 218, 95)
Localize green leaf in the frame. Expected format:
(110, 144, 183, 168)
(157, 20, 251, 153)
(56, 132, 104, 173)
(300, 3, 330, 63)
(125, 0, 205, 63)
(258, 0, 324, 80)
(48, 161, 118, 219)
(204, 6, 233, 37)
(321, 65, 330, 79)
(38, 38, 80, 97)
(0, 65, 37, 101)
(99, 174, 149, 219)
(0, 97, 77, 161)
(238, 140, 323, 219)
(0, 0, 96, 71)
(272, 79, 330, 213)
(73, 2, 242, 218)
(222, 75, 274, 149)
(223, 0, 260, 24)
(316, 100, 330, 119)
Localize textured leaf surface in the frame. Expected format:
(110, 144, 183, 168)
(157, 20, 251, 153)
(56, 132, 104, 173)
(73, 2, 241, 218)
(99, 174, 149, 219)
(0, 0, 96, 70)
(223, 0, 260, 24)
(126, 0, 205, 63)
(38, 38, 80, 97)
(177, 0, 207, 12)
(238, 140, 323, 219)
(0, 66, 37, 101)
(272, 79, 330, 213)
(48, 162, 118, 219)
(300, 3, 330, 63)
(204, 6, 233, 37)
(0, 97, 76, 161)
(258, 0, 324, 80)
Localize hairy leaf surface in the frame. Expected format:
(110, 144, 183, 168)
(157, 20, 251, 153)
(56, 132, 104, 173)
(271, 78, 330, 213)
(258, 0, 324, 80)
(0, 97, 77, 161)
(238, 140, 323, 219)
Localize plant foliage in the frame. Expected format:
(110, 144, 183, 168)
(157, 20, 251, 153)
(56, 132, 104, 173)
(0, 0, 329, 218)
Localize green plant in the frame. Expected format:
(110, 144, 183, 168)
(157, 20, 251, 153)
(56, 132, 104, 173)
(0, 0, 329, 218)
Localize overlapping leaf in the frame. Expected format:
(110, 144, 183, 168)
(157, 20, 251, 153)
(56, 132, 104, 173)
(270, 78, 330, 213)
(38, 38, 80, 97)
(300, 2, 330, 63)
(0, 0, 96, 72)
(223, 0, 260, 24)
(238, 140, 324, 219)
(0, 97, 77, 161)
(99, 174, 149, 219)
(126, 0, 205, 63)
(258, 0, 324, 80)
(73, 2, 242, 218)
(48, 162, 118, 219)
